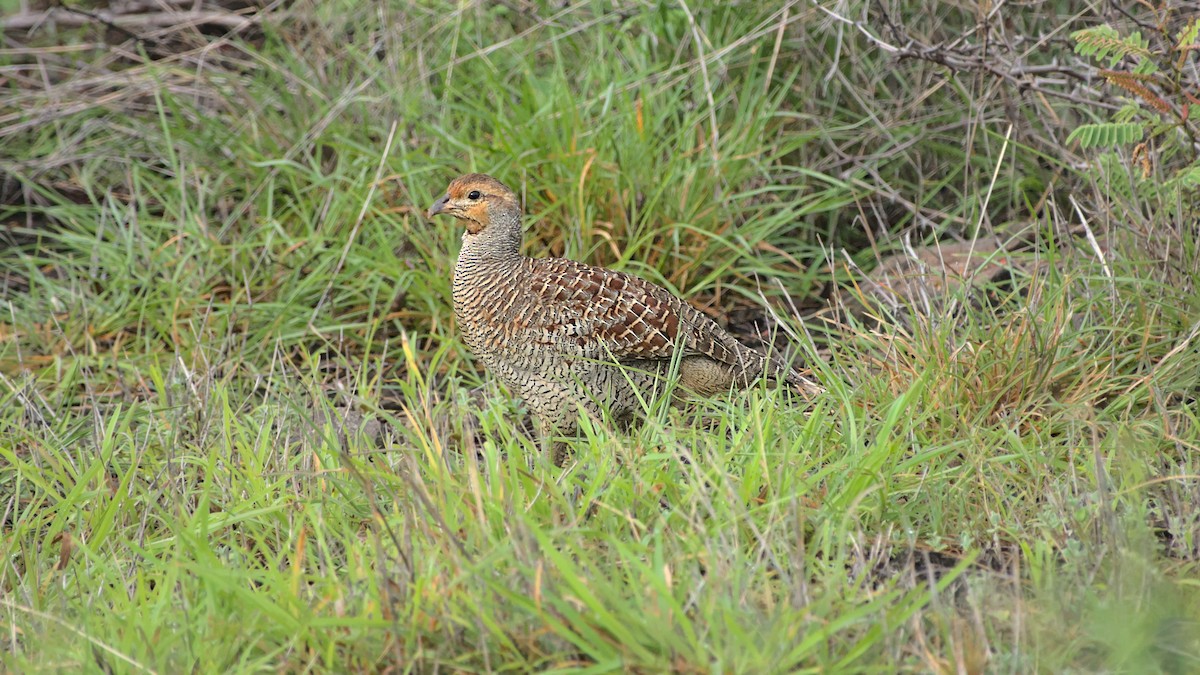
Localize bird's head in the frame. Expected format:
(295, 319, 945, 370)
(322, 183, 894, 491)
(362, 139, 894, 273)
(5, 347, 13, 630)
(427, 173, 520, 235)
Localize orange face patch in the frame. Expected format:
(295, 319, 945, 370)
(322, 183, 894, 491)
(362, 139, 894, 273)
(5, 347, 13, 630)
(461, 201, 490, 234)
(430, 174, 518, 234)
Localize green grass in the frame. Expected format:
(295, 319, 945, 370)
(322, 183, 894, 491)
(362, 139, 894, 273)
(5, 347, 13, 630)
(3, 1, 1200, 672)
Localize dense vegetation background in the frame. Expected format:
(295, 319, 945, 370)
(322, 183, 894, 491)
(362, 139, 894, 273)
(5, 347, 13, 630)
(2, 1, 1198, 671)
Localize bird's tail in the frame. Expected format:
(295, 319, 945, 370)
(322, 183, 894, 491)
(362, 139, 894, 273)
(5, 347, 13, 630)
(780, 361, 824, 397)
(736, 346, 823, 397)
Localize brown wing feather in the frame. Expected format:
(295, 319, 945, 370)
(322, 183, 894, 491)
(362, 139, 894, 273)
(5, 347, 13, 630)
(522, 258, 747, 365)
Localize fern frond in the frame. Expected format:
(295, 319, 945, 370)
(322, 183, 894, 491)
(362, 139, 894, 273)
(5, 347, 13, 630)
(1132, 58, 1160, 76)
(1073, 25, 1151, 67)
(1066, 122, 1144, 149)
(1176, 165, 1200, 187)
(1114, 103, 1143, 124)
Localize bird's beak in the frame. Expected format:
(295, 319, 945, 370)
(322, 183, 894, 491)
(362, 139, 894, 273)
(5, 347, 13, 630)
(427, 193, 450, 218)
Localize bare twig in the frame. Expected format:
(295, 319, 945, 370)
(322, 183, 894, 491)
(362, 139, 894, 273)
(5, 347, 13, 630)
(0, 8, 263, 33)
(815, 0, 1122, 111)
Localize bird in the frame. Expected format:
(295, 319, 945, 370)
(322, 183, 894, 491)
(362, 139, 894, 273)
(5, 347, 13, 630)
(427, 172, 820, 465)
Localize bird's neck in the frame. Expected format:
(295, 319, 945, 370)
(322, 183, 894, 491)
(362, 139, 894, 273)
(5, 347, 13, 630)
(455, 210, 524, 269)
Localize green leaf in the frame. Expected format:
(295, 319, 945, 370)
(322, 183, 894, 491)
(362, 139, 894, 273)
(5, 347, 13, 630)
(1072, 25, 1152, 68)
(1066, 122, 1145, 149)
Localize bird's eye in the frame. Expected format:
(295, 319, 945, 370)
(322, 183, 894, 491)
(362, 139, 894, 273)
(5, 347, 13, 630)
(467, 190, 481, 200)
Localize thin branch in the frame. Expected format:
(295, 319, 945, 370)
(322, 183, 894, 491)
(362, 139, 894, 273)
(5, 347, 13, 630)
(0, 8, 263, 32)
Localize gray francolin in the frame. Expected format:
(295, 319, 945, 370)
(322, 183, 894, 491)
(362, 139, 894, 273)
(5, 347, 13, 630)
(428, 173, 820, 464)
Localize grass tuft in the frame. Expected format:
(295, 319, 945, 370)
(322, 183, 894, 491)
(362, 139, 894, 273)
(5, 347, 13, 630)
(3, 1, 1200, 671)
